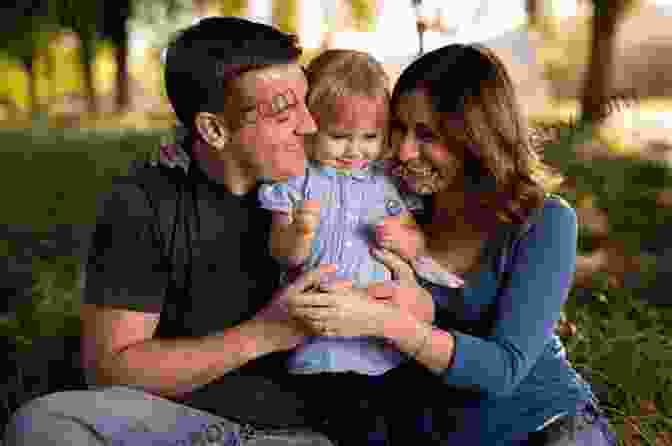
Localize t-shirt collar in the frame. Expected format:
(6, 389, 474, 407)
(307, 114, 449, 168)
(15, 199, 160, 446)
(158, 142, 191, 173)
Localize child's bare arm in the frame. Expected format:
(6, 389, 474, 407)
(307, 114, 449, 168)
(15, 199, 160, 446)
(375, 213, 464, 288)
(270, 200, 320, 266)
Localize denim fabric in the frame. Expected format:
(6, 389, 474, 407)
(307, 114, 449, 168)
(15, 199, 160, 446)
(3, 386, 334, 446)
(521, 400, 618, 446)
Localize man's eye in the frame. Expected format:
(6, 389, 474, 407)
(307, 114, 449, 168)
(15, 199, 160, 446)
(275, 111, 291, 123)
(330, 134, 348, 140)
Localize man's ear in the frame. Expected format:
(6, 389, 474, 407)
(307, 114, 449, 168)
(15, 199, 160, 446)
(194, 112, 230, 151)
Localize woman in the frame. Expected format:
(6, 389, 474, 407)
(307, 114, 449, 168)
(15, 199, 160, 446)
(287, 44, 617, 445)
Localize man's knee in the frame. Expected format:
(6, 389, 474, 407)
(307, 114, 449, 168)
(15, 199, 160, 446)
(3, 390, 105, 446)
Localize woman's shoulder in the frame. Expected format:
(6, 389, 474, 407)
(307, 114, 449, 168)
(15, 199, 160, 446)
(539, 194, 577, 226)
(525, 194, 576, 229)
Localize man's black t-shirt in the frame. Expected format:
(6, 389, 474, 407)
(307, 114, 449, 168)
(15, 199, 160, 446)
(85, 161, 313, 428)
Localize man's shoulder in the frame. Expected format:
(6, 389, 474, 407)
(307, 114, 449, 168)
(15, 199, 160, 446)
(112, 160, 186, 200)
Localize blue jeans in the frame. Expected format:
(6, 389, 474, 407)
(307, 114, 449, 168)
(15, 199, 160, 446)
(3, 386, 334, 446)
(521, 399, 617, 446)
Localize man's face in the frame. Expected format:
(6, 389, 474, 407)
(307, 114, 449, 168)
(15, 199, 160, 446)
(225, 63, 316, 183)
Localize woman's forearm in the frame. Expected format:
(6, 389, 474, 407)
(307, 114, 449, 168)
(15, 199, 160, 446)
(382, 312, 455, 375)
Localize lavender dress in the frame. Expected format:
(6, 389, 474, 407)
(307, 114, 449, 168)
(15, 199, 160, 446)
(259, 160, 420, 375)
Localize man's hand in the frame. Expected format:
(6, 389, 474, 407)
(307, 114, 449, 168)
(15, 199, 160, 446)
(291, 199, 320, 239)
(374, 214, 427, 261)
(250, 263, 337, 353)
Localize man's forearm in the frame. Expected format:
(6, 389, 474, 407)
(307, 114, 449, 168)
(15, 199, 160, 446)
(95, 319, 274, 399)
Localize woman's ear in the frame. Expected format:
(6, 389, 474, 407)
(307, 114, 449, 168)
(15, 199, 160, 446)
(194, 112, 230, 151)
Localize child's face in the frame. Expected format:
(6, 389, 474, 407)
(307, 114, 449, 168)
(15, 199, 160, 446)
(312, 94, 388, 170)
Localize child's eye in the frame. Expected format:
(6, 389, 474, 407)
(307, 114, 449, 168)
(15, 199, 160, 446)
(329, 134, 349, 140)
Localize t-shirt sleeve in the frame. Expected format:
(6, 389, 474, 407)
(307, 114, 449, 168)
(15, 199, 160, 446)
(440, 198, 578, 397)
(84, 179, 169, 313)
(258, 177, 306, 213)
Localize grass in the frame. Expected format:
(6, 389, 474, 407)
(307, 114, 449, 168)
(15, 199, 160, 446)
(1, 125, 671, 445)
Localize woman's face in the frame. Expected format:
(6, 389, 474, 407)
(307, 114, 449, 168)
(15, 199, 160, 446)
(389, 89, 463, 195)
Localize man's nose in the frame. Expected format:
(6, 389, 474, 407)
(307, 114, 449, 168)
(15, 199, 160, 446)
(397, 134, 420, 162)
(296, 102, 317, 135)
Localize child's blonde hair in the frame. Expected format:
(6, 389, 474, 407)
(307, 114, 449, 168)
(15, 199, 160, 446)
(305, 49, 390, 127)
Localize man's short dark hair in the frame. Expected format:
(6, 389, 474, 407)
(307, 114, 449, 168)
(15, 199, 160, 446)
(164, 16, 302, 130)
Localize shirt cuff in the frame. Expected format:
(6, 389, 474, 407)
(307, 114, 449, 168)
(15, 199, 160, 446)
(441, 329, 503, 394)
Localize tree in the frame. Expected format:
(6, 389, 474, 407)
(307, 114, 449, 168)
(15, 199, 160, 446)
(526, 0, 541, 29)
(579, 0, 638, 124)
(0, 1, 58, 115)
(55, 0, 101, 114)
(101, 0, 133, 112)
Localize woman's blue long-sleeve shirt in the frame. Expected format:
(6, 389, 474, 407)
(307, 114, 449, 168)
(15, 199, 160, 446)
(421, 195, 594, 444)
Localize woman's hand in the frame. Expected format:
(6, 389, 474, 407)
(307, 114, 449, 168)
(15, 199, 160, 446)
(374, 214, 427, 261)
(286, 280, 402, 339)
(285, 248, 435, 338)
(368, 247, 435, 323)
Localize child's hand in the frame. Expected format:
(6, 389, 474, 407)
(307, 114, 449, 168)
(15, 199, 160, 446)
(292, 199, 321, 239)
(374, 215, 426, 261)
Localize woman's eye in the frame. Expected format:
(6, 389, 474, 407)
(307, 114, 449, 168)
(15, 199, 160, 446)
(330, 134, 348, 140)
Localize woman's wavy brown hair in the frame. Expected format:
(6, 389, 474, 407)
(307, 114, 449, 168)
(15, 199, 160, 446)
(391, 43, 564, 225)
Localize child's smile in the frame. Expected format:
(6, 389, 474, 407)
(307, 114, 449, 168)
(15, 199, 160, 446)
(312, 94, 388, 171)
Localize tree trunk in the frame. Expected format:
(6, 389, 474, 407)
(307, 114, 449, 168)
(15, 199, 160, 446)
(114, 33, 129, 112)
(579, 11, 618, 124)
(25, 60, 38, 115)
(109, 0, 131, 113)
(526, 0, 541, 28)
(78, 31, 98, 115)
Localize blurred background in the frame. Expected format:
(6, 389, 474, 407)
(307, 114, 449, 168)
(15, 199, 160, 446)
(0, 1, 671, 445)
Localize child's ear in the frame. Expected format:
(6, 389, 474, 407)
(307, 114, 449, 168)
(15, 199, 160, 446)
(194, 112, 231, 151)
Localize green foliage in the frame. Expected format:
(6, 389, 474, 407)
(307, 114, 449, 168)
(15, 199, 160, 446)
(0, 128, 165, 228)
(0, 128, 167, 351)
(273, 0, 299, 35)
(349, 0, 377, 32)
(563, 281, 672, 442)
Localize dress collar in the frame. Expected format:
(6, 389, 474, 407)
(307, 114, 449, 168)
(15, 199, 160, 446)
(313, 161, 379, 183)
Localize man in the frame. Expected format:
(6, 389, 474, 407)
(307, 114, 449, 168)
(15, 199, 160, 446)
(3, 17, 432, 446)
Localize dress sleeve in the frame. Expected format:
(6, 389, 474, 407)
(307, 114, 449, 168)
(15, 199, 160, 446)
(84, 178, 170, 313)
(439, 198, 578, 397)
(258, 177, 306, 213)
